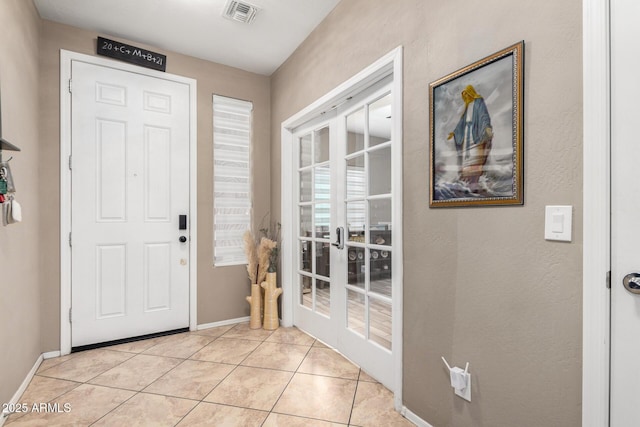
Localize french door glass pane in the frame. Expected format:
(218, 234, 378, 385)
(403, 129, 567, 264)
(346, 155, 366, 199)
(369, 297, 392, 350)
(369, 198, 391, 246)
(316, 279, 330, 317)
(300, 134, 312, 167)
(300, 240, 311, 273)
(347, 109, 365, 154)
(300, 206, 312, 237)
(300, 275, 312, 309)
(346, 201, 365, 241)
(314, 127, 330, 163)
(315, 203, 330, 238)
(316, 241, 330, 278)
(347, 289, 365, 336)
(369, 147, 391, 195)
(300, 170, 312, 202)
(347, 246, 365, 289)
(314, 166, 330, 201)
(370, 250, 391, 297)
(369, 94, 392, 148)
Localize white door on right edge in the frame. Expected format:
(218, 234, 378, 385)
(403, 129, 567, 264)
(611, 1, 640, 424)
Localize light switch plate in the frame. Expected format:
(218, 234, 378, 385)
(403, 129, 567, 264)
(545, 205, 572, 242)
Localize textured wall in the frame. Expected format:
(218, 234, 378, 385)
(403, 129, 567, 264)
(38, 20, 271, 351)
(0, 0, 42, 406)
(270, 1, 583, 426)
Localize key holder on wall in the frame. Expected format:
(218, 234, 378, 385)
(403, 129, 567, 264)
(0, 85, 22, 225)
(0, 118, 21, 196)
(0, 81, 20, 193)
(0, 138, 22, 225)
(0, 83, 21, 163)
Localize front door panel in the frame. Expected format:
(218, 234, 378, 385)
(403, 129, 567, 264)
(71, 61, 190, 347)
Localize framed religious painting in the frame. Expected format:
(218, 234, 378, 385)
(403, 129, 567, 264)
(429, 41, 524, 207)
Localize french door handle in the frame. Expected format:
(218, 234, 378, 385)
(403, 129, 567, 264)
(331, 227, 344, 250)
(623, 273, 640, 294)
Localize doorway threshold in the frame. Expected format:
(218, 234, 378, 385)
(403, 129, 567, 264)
(71, 327, 189, 353)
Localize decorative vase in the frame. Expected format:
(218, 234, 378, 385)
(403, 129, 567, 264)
(246, 283, 262, 329)
(261, 272, 282, 330)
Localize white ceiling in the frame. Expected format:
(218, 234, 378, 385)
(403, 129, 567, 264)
(33, 0, 341, 76)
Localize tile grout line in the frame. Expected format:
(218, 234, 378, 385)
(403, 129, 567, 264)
(87, 389, 139, 426)
(165, 323, 268, 425)
(42, 331, 219, 426)
(2, 376, 83, 424)
(148, 331, 232, 426)
(13, 326, 383, 426)
(201, 326, 281, 419)
(90, 330, 229, 426)
(348, 369, 363, 427)
(261, 339, 315, 426)
(86, 340, 199, 427)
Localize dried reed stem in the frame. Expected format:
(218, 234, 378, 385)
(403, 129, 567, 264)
(243, 230, 258, 284)
(257, 237, 277, 285)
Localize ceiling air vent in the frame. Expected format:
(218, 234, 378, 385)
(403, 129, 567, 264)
(223, 0, 260, 24)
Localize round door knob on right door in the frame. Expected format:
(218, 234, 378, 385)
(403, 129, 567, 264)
(179, 236, 187, 243)
(622, 273, 640, 294)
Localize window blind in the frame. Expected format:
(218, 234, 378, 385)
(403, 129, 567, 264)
(213, 95, 252, 266)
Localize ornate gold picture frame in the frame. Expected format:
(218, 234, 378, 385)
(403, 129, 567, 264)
(429, 41, 524, 207)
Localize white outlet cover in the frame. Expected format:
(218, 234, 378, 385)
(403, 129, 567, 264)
(455, 373, 471, 401)
(545, 205, 572, 242)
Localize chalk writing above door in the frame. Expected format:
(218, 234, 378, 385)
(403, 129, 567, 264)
(97, 36, 167, 72)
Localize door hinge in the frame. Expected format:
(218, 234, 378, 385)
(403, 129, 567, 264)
(606, 270, 611, 289)
(68, 155, 72, 170)
(68, 232, 72, 247)
(68, 79, 72, 94)
(68, 308, 72, 323)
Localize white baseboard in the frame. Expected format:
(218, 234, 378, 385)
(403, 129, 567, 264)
(1, 354, 44, 426)
(197, 316, 250, 330)
(402, 406, 434, 427)
(43, 351, 61, 360)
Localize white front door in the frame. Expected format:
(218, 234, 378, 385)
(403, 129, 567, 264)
(71, 60, 191, 347)
(611, 0, 640, 424)
(292, 77, 397, 390)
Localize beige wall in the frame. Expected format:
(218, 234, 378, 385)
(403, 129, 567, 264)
(0, 0, 42, 405)
(38, 20, 271, 351)
(271, 1, 582, 426)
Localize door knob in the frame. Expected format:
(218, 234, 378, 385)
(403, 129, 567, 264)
(331, 227, 344, 250)
(179, 236, 187, 243)
(623, 273, 640, 294)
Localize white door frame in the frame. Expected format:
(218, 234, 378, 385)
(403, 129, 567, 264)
(582, 0, 611, 425)
(59, 50, 198, 355)
(280, 46, 403, 409)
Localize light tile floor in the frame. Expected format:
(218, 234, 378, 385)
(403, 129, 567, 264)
(4, 323, 414, 426)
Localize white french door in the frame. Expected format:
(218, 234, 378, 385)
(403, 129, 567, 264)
(293, 113, 338, 345)
(336, 82, 394, 388)
(292, 77, 397, 389)
(610, 0, 640, 424)
(70, 60, 191, 347)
